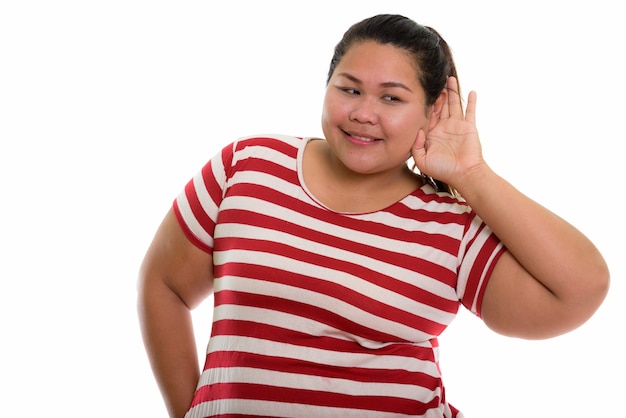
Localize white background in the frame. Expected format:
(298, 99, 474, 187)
(1, 1, 623, 416)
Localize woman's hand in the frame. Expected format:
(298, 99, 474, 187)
(411, 76, 484, 188)
(413, 78, 609, 340)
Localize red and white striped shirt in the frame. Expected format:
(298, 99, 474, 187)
(174, 134, 505, 417)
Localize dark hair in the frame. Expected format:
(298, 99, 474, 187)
(327, 14, 459, 194)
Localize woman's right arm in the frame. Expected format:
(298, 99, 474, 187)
(137, 208, 214, 418)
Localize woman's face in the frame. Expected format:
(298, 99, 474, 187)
(321, 40, 433, 178)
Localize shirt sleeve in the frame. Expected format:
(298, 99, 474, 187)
(172, 142, 235, 254)
(456, 211, 506, 317)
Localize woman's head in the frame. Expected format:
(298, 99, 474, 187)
(325, 14, 459, 194)
(327, 14, 458, 107)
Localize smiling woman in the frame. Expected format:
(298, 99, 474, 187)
(137, 12, 609, 418)
(2, 2, 623, 418)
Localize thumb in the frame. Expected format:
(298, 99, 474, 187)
(411, 129, 427, 171)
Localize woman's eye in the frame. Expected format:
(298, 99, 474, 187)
(340, 87, 360, 95)
(383, 95, 401, 102)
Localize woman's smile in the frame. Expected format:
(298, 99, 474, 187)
(343, 130, 383, 144)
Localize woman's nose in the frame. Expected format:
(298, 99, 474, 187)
(349, 98, 378, 124)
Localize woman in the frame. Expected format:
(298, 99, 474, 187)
(138, 14, 609, 417)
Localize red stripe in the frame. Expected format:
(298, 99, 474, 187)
(210, 318, 437, 363)
(462, 232, 503, 314)
(215, 290, 406, 343)
(204, 347, 439, 387)
(211, 415, 268, 418)
(387, 193, 470, 226)
(211, 415, 266, 418)
(231, 157, 299, 187)
(191, 382, 440, 415)
(414, 188, 461, 205)
(233, 136, 300, 159)
(473, 244, 506, 317)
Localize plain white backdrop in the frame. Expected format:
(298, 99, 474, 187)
(1, 1, 623, 416)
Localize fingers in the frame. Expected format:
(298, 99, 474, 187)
(440, 87, 450, 120)
(442, 77, 477, 124)
(445, 76, 461, 119)
(412, 129, 426, 153)
(411, 129, 427, 169)
(465, 90, 477, 124)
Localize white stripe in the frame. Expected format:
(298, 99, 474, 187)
(206, 335, 441, 377)
(455, 215, 485, 296)
(175, 190, 214, 247)
(402, 193, 468, 214)
(352, 209, 465, 238)
(185, 398, 441, 418)
(212, 303, 349, 343)
(195, 366, 440, 401)
(228, 169, 311, 204)
(233, 144, 296, 170)
(192, 170, 220, 221)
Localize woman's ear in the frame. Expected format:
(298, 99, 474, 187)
(428, 89, 447, 130)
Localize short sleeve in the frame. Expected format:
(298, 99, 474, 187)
(172, 142, 235, 254)
(456, 212, 506, 317)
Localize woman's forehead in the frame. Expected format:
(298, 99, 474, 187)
(333, 41, 421, 87)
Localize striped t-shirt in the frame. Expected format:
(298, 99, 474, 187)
(174, 134, 505, 418)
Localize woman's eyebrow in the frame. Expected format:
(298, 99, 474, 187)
(336, 72, 413, 93)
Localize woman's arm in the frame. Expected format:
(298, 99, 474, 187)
(457, 165, 608, 338)
(138, 208, 214, 417)
(412, 77, 609, 339)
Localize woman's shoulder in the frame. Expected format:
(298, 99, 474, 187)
(406, 184, 472, 215)
(225, 134, 312, 169)
(228, 134, 306, 157)
(235, 133, 305, 147)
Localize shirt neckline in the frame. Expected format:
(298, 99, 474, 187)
(296, 136, 430, 215)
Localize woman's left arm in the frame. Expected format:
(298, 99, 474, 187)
(412, 77, 610, 339)
(457, 163, 608, 339)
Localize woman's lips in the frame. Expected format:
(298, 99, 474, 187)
(344, 130, 382, 144)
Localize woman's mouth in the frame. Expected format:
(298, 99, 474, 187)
(344, 130, 381, 144)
